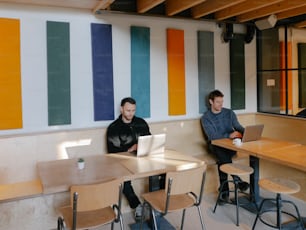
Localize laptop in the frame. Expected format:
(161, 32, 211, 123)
(136, 134, 166, 157)
(241, 124, 264, 143)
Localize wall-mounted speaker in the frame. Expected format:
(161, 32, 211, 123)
(245, 24, 256, 43)
(255, 14, 277, 30)
(222, 23, 234, 43)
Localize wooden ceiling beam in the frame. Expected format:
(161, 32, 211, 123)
(237, 0, 306, 22)
(166, 0, 206, 16)
(295, 20, 306, 28)
(215, 0, 284, 21)
(93, 0, 114, 13)
(276, 5, 306, 20)
(191, 0, 246, 19)
(137, 0, 165, 13)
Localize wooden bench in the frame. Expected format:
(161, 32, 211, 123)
(0, 179, 43, 202)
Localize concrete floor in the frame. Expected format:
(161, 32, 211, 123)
(96, 191, 306, 230)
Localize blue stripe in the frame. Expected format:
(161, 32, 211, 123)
(91, 23, 115, 121)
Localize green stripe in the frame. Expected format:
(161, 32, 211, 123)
(47, 21, 71, 125)
(197, 31, 215, 113)
(230, 34, 245, 110)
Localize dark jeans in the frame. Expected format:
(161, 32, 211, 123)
(209, 143, 240, 193)
(123, 181, 141, 209)
(123, 174, 166, 209)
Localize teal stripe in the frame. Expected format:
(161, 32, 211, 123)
(197, 31, 215, 113)
(131, 26, 150, 118)
(47, 21, 71, 125)
(230, 34, 245, 110)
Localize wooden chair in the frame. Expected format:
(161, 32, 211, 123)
(140, 164, 207, 230)
(57, 178, 124, 230)
(252, 178, 304, 230)
(213, 163, 254, 226)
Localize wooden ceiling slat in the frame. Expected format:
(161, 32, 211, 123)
(295, 20, 306, 28)
(137, 0, 165, 13)
(191, 0, 246, 19)
(215, 0, 284, 21)
(237, 0, 306, 22)
(93, 0, 114, 13)
(276, 5, 306, 20)
(166, 0, 206, 16)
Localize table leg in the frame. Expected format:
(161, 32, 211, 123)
(237, 155, 260, 213)
(249, 155, 260, 203)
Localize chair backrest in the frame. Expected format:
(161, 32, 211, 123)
(70, 178, 123, 212)
(165, 163, 207, 199)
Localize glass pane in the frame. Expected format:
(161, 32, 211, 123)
(257, 27, 306, 117)
(257, 28, 280, 70)
(293, 29, 306, 69)
(258, 71, 281, 114)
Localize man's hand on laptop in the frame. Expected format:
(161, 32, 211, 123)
(128, 144, 138, 153)
(230, 131, 242, 139)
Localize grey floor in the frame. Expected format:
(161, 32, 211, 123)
(101, 191, 306, 230)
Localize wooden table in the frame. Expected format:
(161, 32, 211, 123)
(37, 150, 205, 194)
(255, 145, 306, 172)
(212, 137, 305, 219)
(37, 155, 133, 194)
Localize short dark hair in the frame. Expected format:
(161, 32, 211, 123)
(208, 90, 224, 101)
(121, 97, 136, 106)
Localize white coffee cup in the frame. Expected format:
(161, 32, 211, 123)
(233, 138, 242, 146)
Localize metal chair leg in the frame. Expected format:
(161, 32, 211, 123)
(276, 194, 282, 229)
(180, 209, 186, 230)
(140, 202, 148, 230)
(57, 217, 65, 230)
(197, 205, 206, 230)
(151, 209, 158, 230)
(213, 180, 228, 213)
(234, 181, 239, 226)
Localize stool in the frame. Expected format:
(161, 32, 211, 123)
(213, 163, 254, 226)
(252, 178, 304, 230)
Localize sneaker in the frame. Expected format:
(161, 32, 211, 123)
(217, 193, 230, 205)
(238, 181, 249, 192)
(134, 204, 143, 221)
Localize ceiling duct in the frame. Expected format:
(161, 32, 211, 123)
(222, 23, 234, 43)
(245, 24, 256, 44)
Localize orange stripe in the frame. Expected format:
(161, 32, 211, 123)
(167, 29, 186, 115)
(0, 18, 22, 129)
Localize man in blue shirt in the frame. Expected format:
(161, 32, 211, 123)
(201, 90, 249, 202)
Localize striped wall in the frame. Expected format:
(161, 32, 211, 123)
(0, 16, 249, 131)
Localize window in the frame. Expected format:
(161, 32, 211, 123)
(257, 27, 306, 117)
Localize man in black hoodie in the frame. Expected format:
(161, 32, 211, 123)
(107, 97, 151, 219)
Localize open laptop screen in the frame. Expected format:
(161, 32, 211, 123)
(137, 134, 166, 157)
(242, 124, 264, 143)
